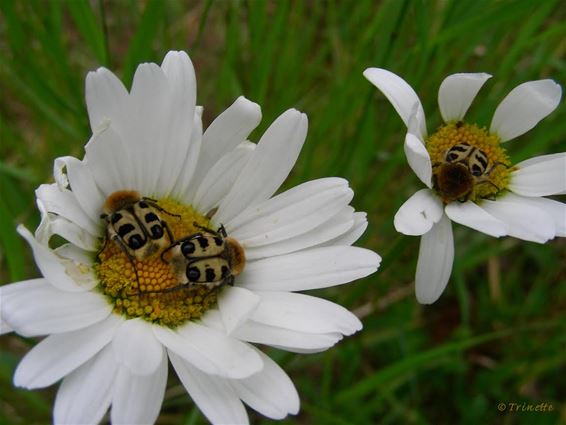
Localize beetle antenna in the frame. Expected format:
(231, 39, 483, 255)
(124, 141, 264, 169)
(142, 197, 181, 219)
(193, 221, 218, 235)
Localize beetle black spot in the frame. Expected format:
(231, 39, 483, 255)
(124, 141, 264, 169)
(214, 237, 224, 246)
(111, 212, 123, 224)
(475, 155, 488, 169)
(150, 224, 164, 239)
(205, 268, 216, 282)
(144, 212, 158, 223)
(452, 144, 470, 151)
(447, 153, 458, 162)
(197, 237, 209, 249)
(221, 265, 230, 278)
(138, 201, 149, 208)
(471, 165, 483, 176)
(128, 235, 144, 250)
(118, 223, 135, 237)
(187, 266, 200, 281)
(181, 241, 196, 257)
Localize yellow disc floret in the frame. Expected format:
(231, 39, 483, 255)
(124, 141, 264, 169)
(96, 198, 216, 327)
(426, 122, 512, 202)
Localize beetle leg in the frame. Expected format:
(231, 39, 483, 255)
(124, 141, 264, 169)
(97, 233, 110, 261)
(476, 179, 501, 193)
(486, 161, 510, 176)
(109, 233, 141, 288)
(160, 243, 177, 263)
(162, 220, 175, 244)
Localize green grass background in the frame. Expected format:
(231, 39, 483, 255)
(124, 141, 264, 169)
(1, 0, 565, 424)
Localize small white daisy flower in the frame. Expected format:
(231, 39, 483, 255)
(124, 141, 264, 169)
(364, 68, 564, 304)
(0, 51, 380, 425)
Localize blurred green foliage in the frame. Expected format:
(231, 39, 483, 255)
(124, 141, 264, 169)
(1, 0, 565, 424)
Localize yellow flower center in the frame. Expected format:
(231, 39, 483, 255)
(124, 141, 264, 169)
(95, 198, 218, 327)
(426, 122, 512, 203)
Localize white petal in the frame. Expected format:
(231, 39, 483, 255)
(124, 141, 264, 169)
(34, 199, 51, 245)
(169, 352, 248, 425)
(479, 193, 556, 243)
(415, 214, 454, 304)
(216, 109, 308, 223)
(53, 245, 98, 291)
(1, 318, 13, 335)
(85, 67, 129, 133)
(17, 225, 88, 292)
(0, 278, 44, 298)
(244, 206, 355, 260)
(1, 279, 111, 337)
(35, 184, 98, 236)
(217, 286, 260, 334)
(393, 189, 443, 236)
(193, 142, 256, 214)
(516, 197, 566, 236)
(153, 322, 263, 379)
(445, 201, 507, 237)
(33, 200, 96, 252)
(53, 156, 70, 190)
(407, 102, 429, 142)
(84, 125, 131, 196)
(54, 156, 106, 222)
(404, 133, 432, 187)
(231, 349, 299, 419)
(156, 51, 197, 194)
(227, 177, 348, 229)
(509, 153, 566, 196)
(47, 215, 98, 252)
(229, 178, 353, 247)
(270, 345, 339, 354)
(111, 352, 167, 425)
(54, 344, 116, 425)
(129, 62, 172, 194)
(251, 291, 362, 336)
(191, 96, 262, 193)
(112, 318, 164, 376)
(13, 315, 121, 389)
(490, 79, 562, 142)
(171, 107, 203, 200)
(322, 212, 368, 246)
(438, 73, 492, 122)
(161, 51, 197, 114)
(363, 68, 427, 140)
(232, 320, 343, 353)
(198, 310, 226, 332)
(55, 243, 93, 264)
(239, 246, 380, 291)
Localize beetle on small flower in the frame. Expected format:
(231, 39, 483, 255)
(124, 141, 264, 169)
(364, 69, 565, 304)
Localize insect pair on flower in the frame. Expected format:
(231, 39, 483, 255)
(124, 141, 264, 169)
(99, 190, 245, 295)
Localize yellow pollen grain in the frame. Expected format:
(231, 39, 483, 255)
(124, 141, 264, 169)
(426, 122, 512, 202)
(95, 197, 219, 328)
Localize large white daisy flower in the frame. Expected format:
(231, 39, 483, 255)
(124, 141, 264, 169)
(364, 68, 564, 304)
(0, 51, 380, 425)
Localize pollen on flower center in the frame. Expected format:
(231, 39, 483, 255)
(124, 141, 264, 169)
(426, 121, 512, 202)
(95, 198, 217, 327)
